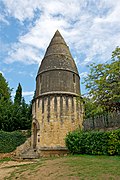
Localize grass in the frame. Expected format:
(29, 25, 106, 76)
(0, 157, 12, 162)
(2, 155, 120, 180)
(64, 155, 120, 179)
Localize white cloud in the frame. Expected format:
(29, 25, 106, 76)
(18, 71, 34, 78)
(0, 14, 9, 25)
(79, 72, 88, 78)
(19, 14, 68, 50)
(22, 91, 34, 96)
(1, 0, 120, 67)
(2, 0, 39, 22)
(5, 43, 42, 64)
(12, 91, 34, 97)
(0, 71, 4, 76)
(2, 0, 85, 22)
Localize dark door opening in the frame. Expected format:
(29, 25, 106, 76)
(33, 123, 37, 149)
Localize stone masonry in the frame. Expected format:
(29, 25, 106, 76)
(31, 30, 84, 156)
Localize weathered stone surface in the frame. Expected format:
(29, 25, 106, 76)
(15, 137, 31, 157)
(36, 31, 80, 97)
(31, 30, 84, 157)
(38, 30, 78, 75)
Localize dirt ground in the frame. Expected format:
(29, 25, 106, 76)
(0, 157, 79, 180)
(1, 154, 120, 180)
(0, 160, 34, 180)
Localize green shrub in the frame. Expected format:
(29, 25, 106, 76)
(0, 130, 27, 153)
(106, 129, 120, 155)
(65, 129, 120, 156)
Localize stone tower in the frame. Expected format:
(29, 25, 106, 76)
(32, 30, 83, 156)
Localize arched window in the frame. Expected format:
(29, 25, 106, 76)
(73, 74, 75, 83)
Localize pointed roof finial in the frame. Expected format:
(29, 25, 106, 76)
(54, 30, 61, 36)
(48, 30, 67, 46)
(44, 30, 71, 58)
(38, 30, 79, 75)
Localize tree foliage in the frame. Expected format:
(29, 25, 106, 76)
(83, 97, 103, 118)
(0, 73, 13, 130)
(83, 47, 120, 114)
(0, 73, 11, 101)
(12, 84, 32, 130)
(0, 76, 32, 131)
(14, 83, 22, 105)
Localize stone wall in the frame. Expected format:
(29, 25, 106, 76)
(15, 137, 31, 157)
(36, 69, 80, 97)
(32, 94, 83, 149)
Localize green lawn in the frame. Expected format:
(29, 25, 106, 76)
(65, 155, 120, 179)
(1, 155, 120, 180)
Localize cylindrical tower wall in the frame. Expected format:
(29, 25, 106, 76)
(36, 70, 80, 97)
(32, 95, 83, 148)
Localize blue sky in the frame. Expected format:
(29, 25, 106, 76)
(0, 0, 120, 103)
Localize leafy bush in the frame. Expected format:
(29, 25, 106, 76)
(107, 129, 120, 155)
(0, 130, 27, 153)
(65, 129, 120, 155)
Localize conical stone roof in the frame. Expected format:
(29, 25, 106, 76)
(37, 30, 79, 76)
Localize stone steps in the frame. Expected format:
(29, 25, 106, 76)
(20, 148, 39, 159)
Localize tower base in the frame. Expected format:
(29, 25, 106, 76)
(39, 147, 69, 157)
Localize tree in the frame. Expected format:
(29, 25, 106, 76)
(20, 98, 32, 129)
(12, 84, 32, 130)
(0, 100, 15, 131)
(14, 83, 22, 105)
(83, 47, 120, 112)
(83, 97, 103, 118)
(0, 75, 32, 131)
(112, 46, 120, 61)
(0, 73, 11, 101)
(0, 73, 13, 130)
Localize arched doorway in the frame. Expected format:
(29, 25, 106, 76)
(32, 118, 40, 149)
(33, 122, 37, 149)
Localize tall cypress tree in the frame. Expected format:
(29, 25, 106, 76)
(12, 83, 22, 130)
(14, 83, 22, 105)
(13, 83, 32, 130)
(20, 98, 32, 129)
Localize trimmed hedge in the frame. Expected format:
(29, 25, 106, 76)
(0, 130, 27, 153)
(65, 129, 120, 155)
